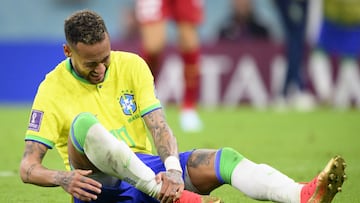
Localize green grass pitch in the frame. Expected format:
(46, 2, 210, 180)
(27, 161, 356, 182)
(0, 105, 359, 202)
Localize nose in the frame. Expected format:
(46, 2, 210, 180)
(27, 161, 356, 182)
(94, 63, 106, 74)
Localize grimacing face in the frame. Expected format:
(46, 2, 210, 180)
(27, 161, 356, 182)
(63, 33, 111, 84)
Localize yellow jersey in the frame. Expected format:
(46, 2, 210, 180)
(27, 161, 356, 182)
(324, 0, 360, 25)
(25, 51, 161, 170)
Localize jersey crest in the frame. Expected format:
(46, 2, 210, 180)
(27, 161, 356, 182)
(119, 94, 137, 115)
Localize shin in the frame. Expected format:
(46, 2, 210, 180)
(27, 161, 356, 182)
(70, 112, 161, 197)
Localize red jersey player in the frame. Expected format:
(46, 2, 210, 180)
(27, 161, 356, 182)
(135, 0, 204, 132)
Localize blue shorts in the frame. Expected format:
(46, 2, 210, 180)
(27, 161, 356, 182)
(74, 150, 193, 203)
(317, 19, 360, 57)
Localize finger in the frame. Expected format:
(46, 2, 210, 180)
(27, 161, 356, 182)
(160, 194, 172, 203)
(77, 169, 93, 176)
(79, 180, 102, 195)
(73, 188, 96, 202)
(159, 172, 181, 202)
(155, 173, 162, 184)
(174, 192, 180, 202)
(76, 185, 100, 201)
(73, 175, 101, 200)
(77, 194, 92, 202)
(73, 192, 86, 201)
(80, 176, 102, 191)
(158, 178, 170, 200)
(177, 185, 184, 195)
(174, 188, 183, 201)
(163, 187, 177, 203)
(159, 185, 171, 203)
(75, 170, 102, 188)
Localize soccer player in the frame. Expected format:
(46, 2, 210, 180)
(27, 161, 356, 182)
(135, 0, 203, 132)
(273, 0, 315, 111)
(217, 0, 270, 42)
(20, 9, 346, 203)
(309, 0, 360, 108)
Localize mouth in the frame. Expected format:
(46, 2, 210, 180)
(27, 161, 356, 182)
(89, 74, 104, 83)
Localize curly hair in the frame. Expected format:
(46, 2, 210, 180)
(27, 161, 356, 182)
(64, 9, 108, 46)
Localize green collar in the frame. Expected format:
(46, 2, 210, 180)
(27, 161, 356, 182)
(65, 58, 109, 84)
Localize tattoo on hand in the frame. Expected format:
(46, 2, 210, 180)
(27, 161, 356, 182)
(55, 171, 73, 189)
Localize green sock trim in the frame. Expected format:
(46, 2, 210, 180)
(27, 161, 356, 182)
(70, 112, 99, 153)
(219, 147, 244, 184)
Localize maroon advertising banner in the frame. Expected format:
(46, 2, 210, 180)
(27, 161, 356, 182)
(113, 41, 360, 110)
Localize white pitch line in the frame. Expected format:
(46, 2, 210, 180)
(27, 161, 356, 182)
(0, 171, 17, 177)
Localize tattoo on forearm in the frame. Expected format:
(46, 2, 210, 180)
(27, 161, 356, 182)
(145, 110, 178, 160)
(157, 145, 171, 159)
(23, 142, 47, 183)
(25, 163, 37, 182)
(23, 142, 35, 158)
(23, 142, 46, 161)
(36, 144, 46, 160)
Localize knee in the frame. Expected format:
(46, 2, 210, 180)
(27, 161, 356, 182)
(70, 112, 98, 153)
(216, 147, 245, 184)
(220, 147, 244, 162)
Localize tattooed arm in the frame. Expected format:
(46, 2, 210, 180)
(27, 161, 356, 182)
(19, 140, 101, 201)
(143, 108, 184, 201)
(143, 108, 179, 161)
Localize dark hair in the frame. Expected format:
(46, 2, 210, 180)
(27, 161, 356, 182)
(64, 9, 108, 46)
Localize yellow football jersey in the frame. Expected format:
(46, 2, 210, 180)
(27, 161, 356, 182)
(25, 51, 162, 170)
(324, 0, 360, 25)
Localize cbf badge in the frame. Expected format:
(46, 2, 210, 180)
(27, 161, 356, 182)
(28, 110, 44, 132)
(119, 94, 137, 115)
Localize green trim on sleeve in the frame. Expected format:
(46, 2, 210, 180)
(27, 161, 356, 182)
(140, 103, 162, 116)
(25, 134, 55, 149)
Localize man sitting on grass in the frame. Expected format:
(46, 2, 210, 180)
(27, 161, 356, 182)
(20, 9, 346, 203)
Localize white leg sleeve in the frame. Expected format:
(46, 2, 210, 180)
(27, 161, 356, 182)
(231, 159, 302, 203)
(84, 123, 161, 198)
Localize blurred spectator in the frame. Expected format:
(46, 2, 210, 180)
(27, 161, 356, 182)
(135, 0, 204, 132)
(217, 0, 270, 42)
(273, 0, 315, 111)
(309, 0, 360, 109)
(119, 3, 141, 42)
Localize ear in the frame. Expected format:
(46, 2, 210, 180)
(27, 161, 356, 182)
(63, 44, 72, 57)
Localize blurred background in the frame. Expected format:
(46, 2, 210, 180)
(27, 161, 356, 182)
(1, 0, 359, 111)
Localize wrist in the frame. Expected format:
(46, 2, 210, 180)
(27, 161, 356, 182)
(164, 156, 183, 173)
